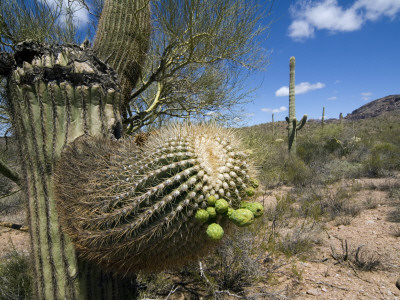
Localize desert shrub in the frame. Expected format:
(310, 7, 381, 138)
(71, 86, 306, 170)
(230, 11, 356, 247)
(350, 246, 381, 271)
(282, 156, 312, 187)
(0, 252, 32, 300)
(363, 142, 400, 177)
(204, 228, 263, 292)
(278, 226, 318, 258)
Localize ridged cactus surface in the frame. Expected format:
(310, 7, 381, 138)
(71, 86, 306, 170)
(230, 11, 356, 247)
(56, 124, 260, 273)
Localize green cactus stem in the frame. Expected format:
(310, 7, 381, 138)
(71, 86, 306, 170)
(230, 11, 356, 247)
(7, 41, 125, 299)
(286, 56, 307, 154)
(339, 112, 343, 125)
(93, 0, 151, 114)
(322, 106, 325, 128)
(55, 123, 257, 273)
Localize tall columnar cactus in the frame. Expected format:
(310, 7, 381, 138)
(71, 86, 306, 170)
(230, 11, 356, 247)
(272, 113, 275, 137)
(339, 112, 343, 125)
(286, 56, 307, 154)
(322, 106, 325, 128)
(7, 41, 134, 299)
(93, 0, 151, 112)
(55, 123, 261, 274)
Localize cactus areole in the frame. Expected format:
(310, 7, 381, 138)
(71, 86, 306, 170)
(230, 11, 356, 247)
(55, 123, 260, 273)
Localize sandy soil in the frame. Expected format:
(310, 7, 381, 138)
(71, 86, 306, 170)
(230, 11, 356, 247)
(1, 176, 399, 300)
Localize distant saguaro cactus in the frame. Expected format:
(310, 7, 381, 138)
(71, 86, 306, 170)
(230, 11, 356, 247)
(286, 56, 307, 154)
(339, 112, 343, 124)
(322, 106, 325, 128)
(272, 113, 275, 137)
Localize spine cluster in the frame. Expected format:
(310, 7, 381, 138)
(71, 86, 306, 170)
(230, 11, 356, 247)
(56, 124, 263, 273)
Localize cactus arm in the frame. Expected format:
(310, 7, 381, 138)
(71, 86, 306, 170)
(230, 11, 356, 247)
(0, 157, 21, 185)
(93, 0, 151, 113)
(296, 114, 307, 130)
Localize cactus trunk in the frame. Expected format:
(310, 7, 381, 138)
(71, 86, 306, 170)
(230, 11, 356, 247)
(7, 42, 132, 299)
(93, 0, 151, 115)
(322, 106, 325, 128)
(286, 56, 307, 154)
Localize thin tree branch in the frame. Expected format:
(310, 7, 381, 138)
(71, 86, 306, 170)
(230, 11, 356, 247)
(0, 157, 21, 185)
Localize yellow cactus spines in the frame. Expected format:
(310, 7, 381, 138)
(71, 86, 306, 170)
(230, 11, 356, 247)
(240, 202, 264, 218)
(229, 209, 255, 227)
(206, 223, 224, 240)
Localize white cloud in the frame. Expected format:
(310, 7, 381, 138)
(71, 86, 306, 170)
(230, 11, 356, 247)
(41, 0, 89, 28)
(289, 0, 400, 40)
(261, 106, 288, 113)
(327, 96, 337, 100)
(275, 82, 325, 97)
(361, 92, 372, 100)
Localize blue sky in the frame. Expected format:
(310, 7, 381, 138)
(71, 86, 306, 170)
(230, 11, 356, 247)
(48, 0, 400, 126)
(244, 0, 400, 125)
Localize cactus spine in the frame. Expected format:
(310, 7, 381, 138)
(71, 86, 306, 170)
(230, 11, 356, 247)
(7, 41, 130, 299)
(286, 56, 307, 154)
(55, 123, 258, 273)
(93, 0, 151, 113)
(322, 106, 325, 128)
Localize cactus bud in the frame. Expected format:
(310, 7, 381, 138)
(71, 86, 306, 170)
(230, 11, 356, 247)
(195, 209, 209, 223)
(229, 209, 254, 227)
(215, 198, 229, 214)
(206, 223, 224, 240)
(240, 202, 264, 218)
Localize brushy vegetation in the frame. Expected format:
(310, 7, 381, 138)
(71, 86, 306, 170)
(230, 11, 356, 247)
(0, 113, 399, 298)
(0, 251, 32, 300)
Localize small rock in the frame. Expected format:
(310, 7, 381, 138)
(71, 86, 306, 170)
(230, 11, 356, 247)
(306, 289, 321, 296)
(321, 287, 328, 292)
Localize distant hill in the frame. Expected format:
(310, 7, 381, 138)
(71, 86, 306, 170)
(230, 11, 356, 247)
(345, 94, 400, 120)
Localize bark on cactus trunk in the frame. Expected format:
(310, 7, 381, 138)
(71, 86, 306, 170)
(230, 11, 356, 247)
(7, 41, 136, 299)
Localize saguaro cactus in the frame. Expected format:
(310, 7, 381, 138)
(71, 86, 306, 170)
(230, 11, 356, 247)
(5, 41, 262, 299)
(7, 41, 135, 299)
(93, 0, 151, 114)
(272, 113, 275, 137)
(322, 106, 325, 128)
(286, 56, 307, 154)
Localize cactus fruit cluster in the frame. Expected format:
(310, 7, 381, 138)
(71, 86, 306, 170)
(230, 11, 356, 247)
(286, 56, 307, 154)
(55, 123, 263, 273)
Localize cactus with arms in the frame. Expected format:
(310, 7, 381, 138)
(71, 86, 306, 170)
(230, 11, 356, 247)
(5, 41, 261, 298)
(286, 56, 307, 154)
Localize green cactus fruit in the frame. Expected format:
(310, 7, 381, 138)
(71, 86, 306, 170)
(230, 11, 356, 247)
(245, 187, 255, 197)
(240, 202, 264, 218)
(225, 207, 234, 218)
(207, 207, 217, 219)
(229, 209, 254, 227)
(215, 199, 229, 214)
(249, 178, 259, 188)
(206, 223, 224, 240)
(55, 123, 254, 273)
(207, 195, 217, 206)
(195, 209, 209, 223)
